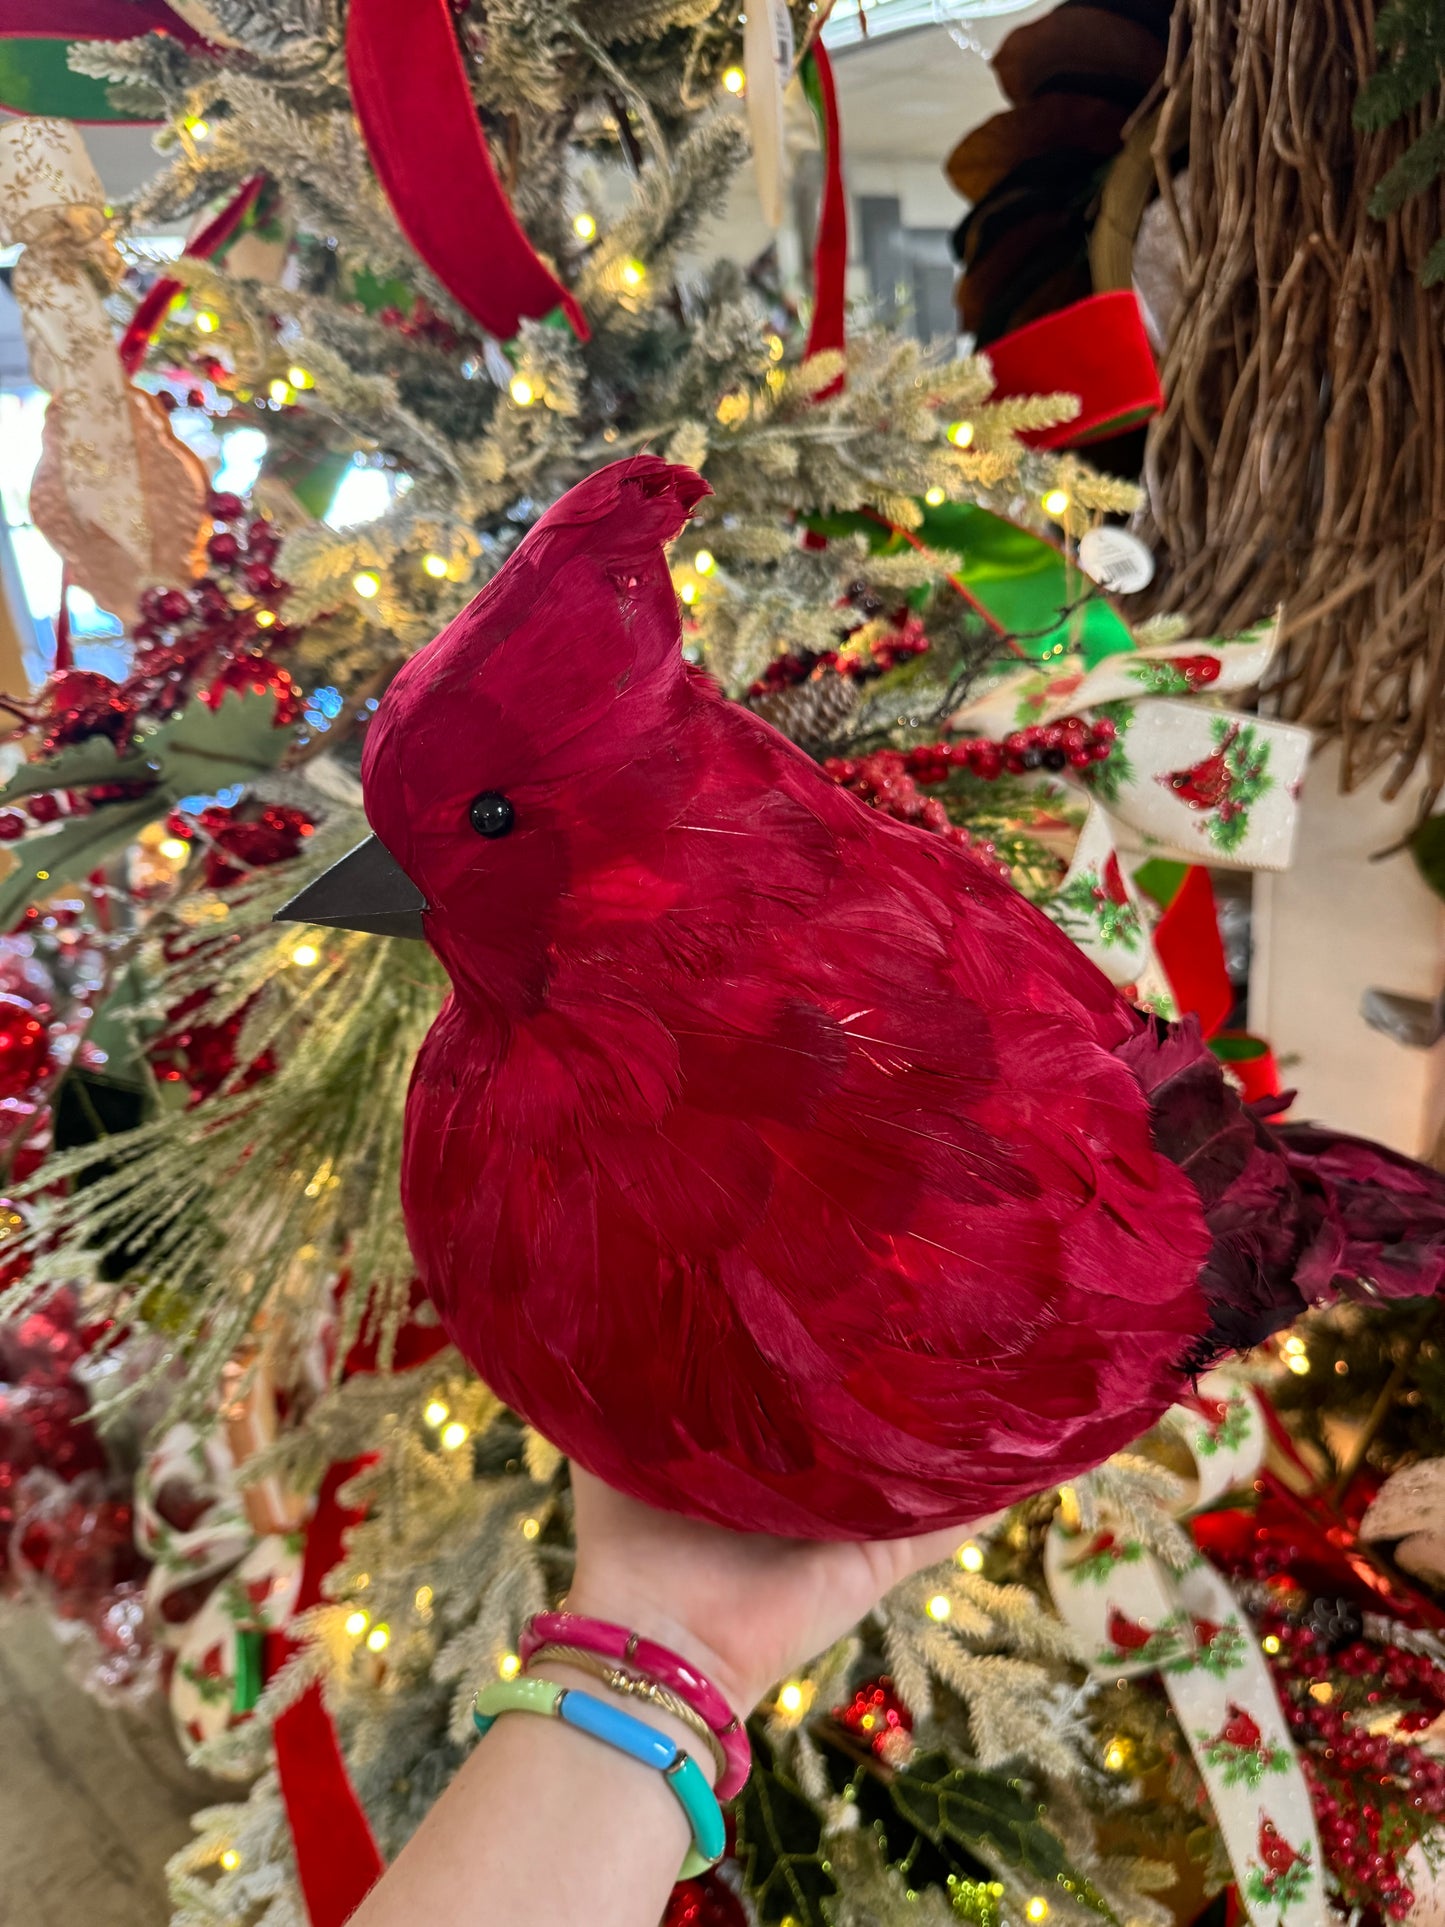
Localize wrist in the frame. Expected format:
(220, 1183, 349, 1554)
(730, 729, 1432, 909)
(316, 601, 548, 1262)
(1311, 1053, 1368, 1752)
(563, 1573, 757, 1723)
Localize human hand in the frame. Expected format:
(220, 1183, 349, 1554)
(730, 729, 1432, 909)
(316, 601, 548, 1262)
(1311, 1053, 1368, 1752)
(567, 1464, 969, 1718)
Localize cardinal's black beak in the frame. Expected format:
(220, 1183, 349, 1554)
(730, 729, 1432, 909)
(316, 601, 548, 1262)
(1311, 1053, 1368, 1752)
(273, 836, 428, 940)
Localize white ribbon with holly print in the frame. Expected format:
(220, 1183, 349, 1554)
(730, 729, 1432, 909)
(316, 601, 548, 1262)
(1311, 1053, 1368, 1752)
(1045, 1372, 1326, 1927)
(952, 618, 1312, 994)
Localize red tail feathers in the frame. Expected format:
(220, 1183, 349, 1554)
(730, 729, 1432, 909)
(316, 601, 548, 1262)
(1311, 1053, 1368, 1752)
(1114, 1018, 1445, 1366)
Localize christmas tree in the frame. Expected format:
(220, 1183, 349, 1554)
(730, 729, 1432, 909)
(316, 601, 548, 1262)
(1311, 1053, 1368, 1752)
(0, 6, 1443, 1927)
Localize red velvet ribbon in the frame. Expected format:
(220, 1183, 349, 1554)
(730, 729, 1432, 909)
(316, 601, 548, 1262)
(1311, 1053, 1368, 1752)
(268, 1299, 451, 1927)
(272, 1458, 385, 1927)
(0, 1, 205, 42)
(802, 42, 846, 396)
(53, 568, 72, 673)
(345, 0, 586, 342)
(118, 174, 267, 377)
(983, 291, 1162, 450)
(1151, 864, 1233, 1038)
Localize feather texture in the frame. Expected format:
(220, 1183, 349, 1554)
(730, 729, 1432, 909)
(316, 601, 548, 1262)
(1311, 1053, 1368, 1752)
(359, 457, 1445, 1539)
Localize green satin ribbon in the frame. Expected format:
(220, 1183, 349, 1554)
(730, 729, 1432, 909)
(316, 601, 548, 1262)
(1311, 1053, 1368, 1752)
(232, 1627, 265, 1715)
(0, 41, 135, 120)
(806, 500, 1136, 670)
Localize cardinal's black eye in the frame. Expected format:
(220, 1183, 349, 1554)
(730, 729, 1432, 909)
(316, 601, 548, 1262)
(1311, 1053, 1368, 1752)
(469, 791, 515, 838)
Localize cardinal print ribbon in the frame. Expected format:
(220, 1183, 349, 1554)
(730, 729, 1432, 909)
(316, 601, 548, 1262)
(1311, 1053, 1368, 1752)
(1045, 1373, 1327, 1927)
(950, 616, 1310, 995)
(0, 117, 209, 625)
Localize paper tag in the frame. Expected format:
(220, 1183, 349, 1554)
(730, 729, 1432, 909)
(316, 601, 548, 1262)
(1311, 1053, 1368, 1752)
(745, 0, 795, 229)
(1079, 526, 1155, 593)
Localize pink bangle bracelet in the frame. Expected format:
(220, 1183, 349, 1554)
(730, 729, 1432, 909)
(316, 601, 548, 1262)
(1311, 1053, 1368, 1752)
(520, 1611, 751, 1799)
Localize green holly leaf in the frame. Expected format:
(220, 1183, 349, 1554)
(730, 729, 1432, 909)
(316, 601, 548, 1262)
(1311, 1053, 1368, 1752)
(888, 1754, 1116, 1919)
(0, 41, 144, 121)
(146, 688, 291, 800)
(735, 1758, 839, 1927)
(889, 1753, 1071, 1885)
(0, 797, 160, 929)
(0, 689, 292, 923)
(0, 735, 153, 802)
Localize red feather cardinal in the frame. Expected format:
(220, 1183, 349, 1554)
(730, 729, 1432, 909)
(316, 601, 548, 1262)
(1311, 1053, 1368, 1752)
(278, 457, 1445, 1540)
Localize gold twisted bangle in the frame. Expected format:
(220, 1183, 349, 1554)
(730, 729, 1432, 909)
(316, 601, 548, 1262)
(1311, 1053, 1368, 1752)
(524, 1641, 729, 1785)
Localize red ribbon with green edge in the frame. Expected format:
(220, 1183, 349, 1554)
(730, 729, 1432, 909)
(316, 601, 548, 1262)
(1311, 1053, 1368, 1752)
(982, 291, 1162, 450)
(266, 1293, 449, 1927)
(1209, 1032, 1282, 1105)
(1136, 860, 1234, 1037)
(119, 172, 272, 376)
(801, 41, 846, 392)
(345, 0, 586, 343)
(804, 499, 1137, 669)
(0, 1, 206, 121)
(272, 1457, 385, 1927)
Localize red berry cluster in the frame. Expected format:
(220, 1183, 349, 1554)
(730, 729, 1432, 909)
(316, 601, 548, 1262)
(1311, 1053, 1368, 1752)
(148, 802, 313, 1102)
(748, 612, 931, 697)
(833, 1675, 913, 1759)
(909, 716, 1118, 782)
(0, 495, 301, 846)
(0, 1290, 111, 1583)
(1259, 1615, 1445, 1919)
(376, 295, 469, 354)
(151, 983, 277, 1106)
(821, 749, 1010, 880)
(0, 777, 157, 847)
(164, 800, 314, 891)
(130, 492, 298, 723)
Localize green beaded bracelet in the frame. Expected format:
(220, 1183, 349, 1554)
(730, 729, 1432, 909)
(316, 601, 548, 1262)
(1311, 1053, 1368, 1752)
(473, 1676, 726, 1878)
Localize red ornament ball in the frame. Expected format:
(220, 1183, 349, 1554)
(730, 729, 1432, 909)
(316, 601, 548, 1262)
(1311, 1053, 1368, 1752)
(0, 996, 51, 1100)
(662, 1874, 746, 1927)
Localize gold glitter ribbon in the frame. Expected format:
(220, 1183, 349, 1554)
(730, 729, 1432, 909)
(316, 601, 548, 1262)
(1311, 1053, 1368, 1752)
(0, 117, 208, 625)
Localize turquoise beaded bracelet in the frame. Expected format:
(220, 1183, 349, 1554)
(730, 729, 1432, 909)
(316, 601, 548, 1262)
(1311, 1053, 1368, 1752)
(473, 1676, 726, 1878)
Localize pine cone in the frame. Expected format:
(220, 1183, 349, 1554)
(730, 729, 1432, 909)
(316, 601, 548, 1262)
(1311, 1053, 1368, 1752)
(750, 669, 860, 747)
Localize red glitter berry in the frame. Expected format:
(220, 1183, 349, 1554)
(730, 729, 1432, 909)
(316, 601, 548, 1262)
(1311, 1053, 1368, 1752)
(0, 814, 24, 843)
(834, 1675, 913, 1759)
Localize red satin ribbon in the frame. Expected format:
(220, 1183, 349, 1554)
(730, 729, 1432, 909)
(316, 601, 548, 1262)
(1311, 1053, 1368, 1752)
(802, 42, 846, 396)
(984, 291, 1162, 450)
(345, 0, 586, 342)
(119, 174, 267, 377)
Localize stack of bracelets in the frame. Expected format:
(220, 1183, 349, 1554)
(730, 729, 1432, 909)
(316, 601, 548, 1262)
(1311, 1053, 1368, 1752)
(471, 1611, 751, 1878)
